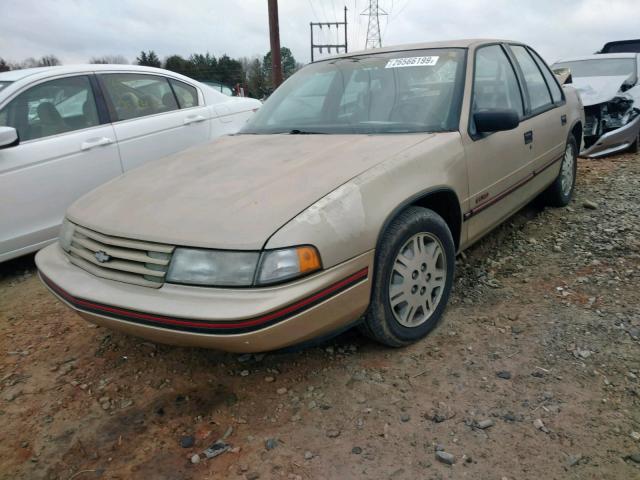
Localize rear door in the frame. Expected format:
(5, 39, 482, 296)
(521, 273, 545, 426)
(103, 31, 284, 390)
(507, 44, 567, 176)
(98, 73, 210, 171)
(0, 74, 121, 260)
(463, 44, 532, 245)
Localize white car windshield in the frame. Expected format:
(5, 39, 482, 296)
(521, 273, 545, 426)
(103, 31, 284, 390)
(241, 48, 466, 134)
(553, 58, 636, 78)
(0, 81, 11, 92)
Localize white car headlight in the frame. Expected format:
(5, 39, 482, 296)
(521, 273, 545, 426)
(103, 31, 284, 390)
(166, 249, 260, 286)
(59, 219, 75, 252)
(165, 246, 322, 287)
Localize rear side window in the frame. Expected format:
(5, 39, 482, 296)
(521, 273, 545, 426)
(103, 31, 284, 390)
(169, 79, 199, 108)
(0, 75, 100, 141)
(510, 45, 553, 111)
(528, 48, 563, 104)
(472, 45, 524, 118)
(100, 73, 178, 121)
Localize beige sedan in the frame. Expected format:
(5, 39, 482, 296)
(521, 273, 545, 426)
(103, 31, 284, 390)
(36, 39, 585, 352)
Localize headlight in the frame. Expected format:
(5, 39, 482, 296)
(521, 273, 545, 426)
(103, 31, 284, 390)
(165, 246, 321, 287)
(257, 246, 321, 285)
(59, 219, 75, 252)
(167, 249, 260, 286)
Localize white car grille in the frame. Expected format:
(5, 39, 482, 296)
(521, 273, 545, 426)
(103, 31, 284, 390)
(66, 224, 174, 288)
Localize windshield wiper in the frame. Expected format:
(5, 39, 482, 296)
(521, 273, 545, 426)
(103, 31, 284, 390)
(288, 129, 326, 135)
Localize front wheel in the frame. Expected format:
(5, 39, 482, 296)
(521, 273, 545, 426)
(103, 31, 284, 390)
(542, 135, 577, 207)
(361, 207, 455, 347)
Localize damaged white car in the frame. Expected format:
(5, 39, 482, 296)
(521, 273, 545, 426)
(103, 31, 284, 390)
(553, 53, 640, 157)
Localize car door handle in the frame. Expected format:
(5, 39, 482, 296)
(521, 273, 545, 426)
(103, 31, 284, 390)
(183, 115, 207, 125)
(80, 137, 113, 151)
(561, 114, 567, 125)
(524, 130, 533, 145)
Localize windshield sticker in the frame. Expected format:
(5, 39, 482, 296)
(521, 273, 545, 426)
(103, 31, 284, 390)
(385, 56, 439, 68)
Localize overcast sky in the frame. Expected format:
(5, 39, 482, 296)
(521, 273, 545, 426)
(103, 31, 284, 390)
(1, 0, 639, 66)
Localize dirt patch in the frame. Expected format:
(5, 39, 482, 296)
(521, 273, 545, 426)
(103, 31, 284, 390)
(1, 153, 639, 480)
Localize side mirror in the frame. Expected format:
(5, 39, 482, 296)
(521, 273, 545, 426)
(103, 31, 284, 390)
(0, 127, 19, 149)
(474, 109, 519, 133)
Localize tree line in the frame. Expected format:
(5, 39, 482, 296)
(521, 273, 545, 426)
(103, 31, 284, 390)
(0, 48, 302, 99)
(0, 55, 62, 71)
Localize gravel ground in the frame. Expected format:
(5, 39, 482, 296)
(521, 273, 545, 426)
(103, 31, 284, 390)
(0, 152, 639, 480)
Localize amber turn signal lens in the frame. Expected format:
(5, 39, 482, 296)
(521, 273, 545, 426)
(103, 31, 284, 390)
(296, 246, 322, 273)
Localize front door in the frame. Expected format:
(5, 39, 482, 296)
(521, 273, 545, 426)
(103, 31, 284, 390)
(0, 74, 121, 261)
(463, 44, 533, 245)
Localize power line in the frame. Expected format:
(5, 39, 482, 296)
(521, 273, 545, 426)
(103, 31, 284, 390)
(389, 0, 411, 22)
(382, 0, 412, 43)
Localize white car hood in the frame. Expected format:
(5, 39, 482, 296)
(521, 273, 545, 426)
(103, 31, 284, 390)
(572, 75, 632, 106)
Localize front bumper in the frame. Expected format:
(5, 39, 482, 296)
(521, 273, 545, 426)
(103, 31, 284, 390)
(36, 244, 374, 352)
(581, 114, 640, 158)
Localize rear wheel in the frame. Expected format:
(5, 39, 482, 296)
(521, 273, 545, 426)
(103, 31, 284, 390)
(542, 134, 577, 207)
(361, 207, 455, 347)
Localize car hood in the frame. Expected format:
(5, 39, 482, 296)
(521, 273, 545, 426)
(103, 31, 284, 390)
(67, 133, 436, 249)
(572, 75, 632, 106)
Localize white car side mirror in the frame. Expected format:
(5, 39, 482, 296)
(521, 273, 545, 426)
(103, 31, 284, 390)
(0, 126, 19, 149)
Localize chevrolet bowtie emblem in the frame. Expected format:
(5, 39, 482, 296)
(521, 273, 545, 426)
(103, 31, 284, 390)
(95, 250, 111, 263)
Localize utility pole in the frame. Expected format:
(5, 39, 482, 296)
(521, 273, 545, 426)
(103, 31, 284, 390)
(361, 0, 387, 50)
(310, 6, 348, 63)
(268, 0, 283, 88)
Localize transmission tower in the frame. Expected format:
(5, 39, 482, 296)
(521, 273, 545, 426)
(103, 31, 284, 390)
(361, 0, 387, 49)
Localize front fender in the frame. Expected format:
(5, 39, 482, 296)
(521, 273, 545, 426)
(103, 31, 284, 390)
(264, 132, 467, 269)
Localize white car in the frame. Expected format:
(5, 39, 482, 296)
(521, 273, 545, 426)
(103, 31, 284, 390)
(0, 65, 261, 262)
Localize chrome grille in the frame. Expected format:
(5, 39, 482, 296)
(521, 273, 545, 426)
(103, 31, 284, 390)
(66, 224, 174, 288)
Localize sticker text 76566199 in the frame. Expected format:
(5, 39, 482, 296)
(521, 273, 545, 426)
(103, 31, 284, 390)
(385, 56, 439, 69)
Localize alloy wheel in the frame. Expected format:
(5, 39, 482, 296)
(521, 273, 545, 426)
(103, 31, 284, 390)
(560, 142, 575, 197)
(388, 232, 446, 327)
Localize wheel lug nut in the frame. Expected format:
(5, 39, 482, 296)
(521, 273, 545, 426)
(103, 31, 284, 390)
(421, 263, 427, 271)
(412, 270, 418, 279)
(420, 287, 426, 295)
(411, 285, 418, 294)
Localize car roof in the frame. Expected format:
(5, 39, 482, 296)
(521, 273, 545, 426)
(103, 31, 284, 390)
(554, 53, 639, 63)
(316, 38, 520, 62)
(0, 64, 179, 83)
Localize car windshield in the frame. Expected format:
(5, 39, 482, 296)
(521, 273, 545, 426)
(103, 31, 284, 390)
(0, 81, 12, 92)
(553, 58, 636, 78)
(241, 48, 466, 134)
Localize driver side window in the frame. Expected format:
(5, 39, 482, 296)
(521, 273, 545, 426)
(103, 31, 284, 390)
(0, 75, 100, 142)
(473, 45, 524, 118)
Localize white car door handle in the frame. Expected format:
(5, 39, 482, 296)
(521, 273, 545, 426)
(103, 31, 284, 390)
(81, 137, 114, 151)
(183, 115, 207, 125)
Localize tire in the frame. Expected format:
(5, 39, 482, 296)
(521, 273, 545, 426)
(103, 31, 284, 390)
(361, 206, 455, 347)
(542, 134, 577, 207)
